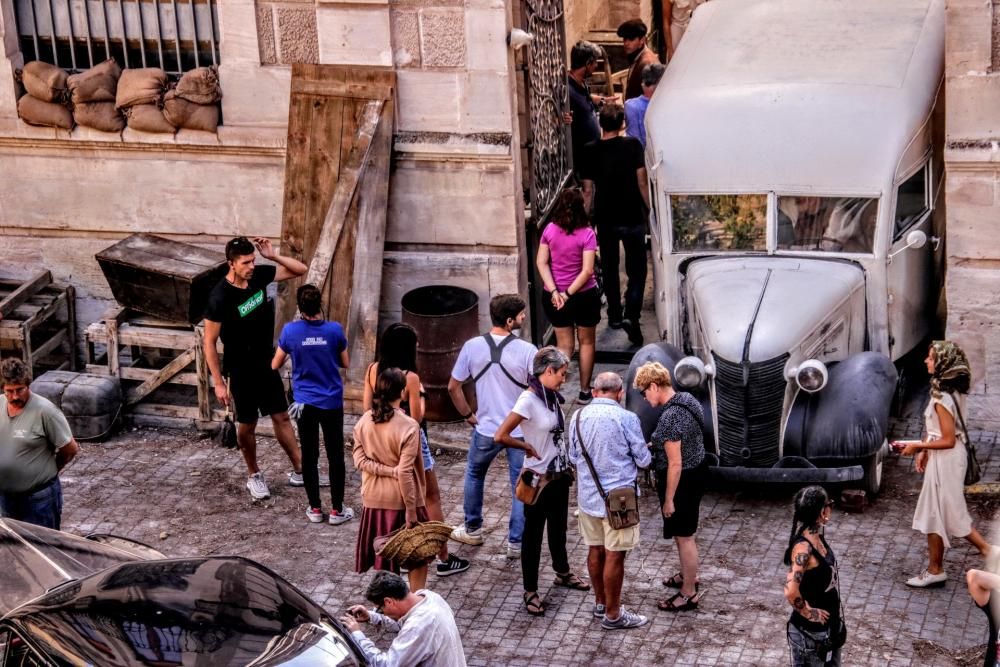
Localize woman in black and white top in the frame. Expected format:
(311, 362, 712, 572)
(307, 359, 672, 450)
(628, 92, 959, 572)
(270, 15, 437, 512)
(495, 346, 591, 616)
(635, 360, 708, 612)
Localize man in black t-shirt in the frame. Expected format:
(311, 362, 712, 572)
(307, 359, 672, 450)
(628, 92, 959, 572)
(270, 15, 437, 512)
(566, 40, 608, 178)
(204, 236, 306, 500)
(580, 103, 650, 346)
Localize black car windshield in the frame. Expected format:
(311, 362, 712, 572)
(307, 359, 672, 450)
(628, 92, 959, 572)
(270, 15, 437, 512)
(13, 557, 362, 666)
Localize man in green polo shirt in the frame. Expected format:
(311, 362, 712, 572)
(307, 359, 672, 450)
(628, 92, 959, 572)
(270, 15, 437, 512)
(0, 358, 79, 529)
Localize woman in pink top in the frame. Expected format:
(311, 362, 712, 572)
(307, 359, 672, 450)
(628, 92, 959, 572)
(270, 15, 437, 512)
(536, 189, 600, 402)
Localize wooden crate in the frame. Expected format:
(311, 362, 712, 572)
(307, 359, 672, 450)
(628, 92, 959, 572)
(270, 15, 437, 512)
(84, 307, 278, 435)
(0, 271, 77, 376)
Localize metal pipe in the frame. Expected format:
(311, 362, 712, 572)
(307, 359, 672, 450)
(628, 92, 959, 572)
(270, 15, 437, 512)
(169, 0, 181, 74)
(206, 0, 216, 66)
(152, 0, 164, 69)
(64, 0, 77, 69)
(100, 0, 111, 59)
(187, 0, 198, 68)
(134, 0, 146, 66)
(81, 0, 95, 67)
(27, 0, 42, 63)
(43, 0, 59, 66)
(116, 0, 129, 67)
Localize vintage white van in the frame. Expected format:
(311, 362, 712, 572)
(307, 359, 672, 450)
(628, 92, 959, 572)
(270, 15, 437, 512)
(626, 0, 944, 494)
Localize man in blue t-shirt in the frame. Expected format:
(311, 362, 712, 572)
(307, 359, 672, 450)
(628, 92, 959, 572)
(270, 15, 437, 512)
(273, 284, 352, 525)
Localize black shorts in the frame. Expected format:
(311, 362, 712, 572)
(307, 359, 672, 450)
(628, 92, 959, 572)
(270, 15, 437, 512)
(655, 461, 708, 539)
(229, 367, 288, 424)
(542, 287, 602, 328)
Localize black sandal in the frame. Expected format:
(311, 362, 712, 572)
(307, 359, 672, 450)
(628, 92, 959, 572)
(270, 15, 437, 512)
(523, 591, 545, 616)
(657, 589, 705, 612)
(553, 571, 591, 591)
(662, 572, 700, 589)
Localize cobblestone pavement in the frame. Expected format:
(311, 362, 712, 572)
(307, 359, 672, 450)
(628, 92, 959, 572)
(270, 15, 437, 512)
(58, 384, 1000, 666)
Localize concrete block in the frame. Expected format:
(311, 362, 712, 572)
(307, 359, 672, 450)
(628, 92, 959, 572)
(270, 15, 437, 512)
(419, 10, 466, 68)
(256, 5, 278, 65)
(466, 7, 510, 72)
(219, 62, 292, 126)
(218, 0, 265, 67)
(945, 172, 996, 206)
(395, 70, 461, 131)
(946, 201, 1000, 260)
(946, 73, 1000, 141)
(390, 10, 422, 68)
(277, 6, 320, 64)
(459, 71, 512, 133)
(316, 5, 392, 66)
(945, 0, 992, 75)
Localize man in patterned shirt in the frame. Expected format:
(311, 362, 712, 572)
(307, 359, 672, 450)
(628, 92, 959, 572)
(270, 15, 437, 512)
(568, 372, 651, 630)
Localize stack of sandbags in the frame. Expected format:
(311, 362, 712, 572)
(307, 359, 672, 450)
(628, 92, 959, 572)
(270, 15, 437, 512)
(68, 59, 125, 132)
(163, 66, 222, 133)
(16, 61, 73, 130)
(115, 67, 172, 134)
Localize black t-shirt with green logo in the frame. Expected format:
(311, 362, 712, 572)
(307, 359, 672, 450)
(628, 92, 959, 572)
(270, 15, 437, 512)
(204, 265, 277, 374)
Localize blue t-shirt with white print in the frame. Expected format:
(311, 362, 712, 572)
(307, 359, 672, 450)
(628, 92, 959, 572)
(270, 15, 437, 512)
(277, 319, 347, 410)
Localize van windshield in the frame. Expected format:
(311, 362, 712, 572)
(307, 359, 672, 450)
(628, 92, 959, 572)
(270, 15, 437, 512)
(776, 196, 877, 253)
(670, 194, 768, 252)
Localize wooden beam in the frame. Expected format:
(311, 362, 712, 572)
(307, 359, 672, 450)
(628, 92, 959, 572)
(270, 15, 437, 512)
(0, 271, 51, 319)
(125, 347, 197, 405)
(304, 99, 384, 293)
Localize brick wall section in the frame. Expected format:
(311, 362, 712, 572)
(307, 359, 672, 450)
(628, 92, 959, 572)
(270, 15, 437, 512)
(944, 0, 1000, 427)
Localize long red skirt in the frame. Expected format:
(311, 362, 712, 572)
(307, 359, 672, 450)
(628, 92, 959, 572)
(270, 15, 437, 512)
(355, 505, 430, 573)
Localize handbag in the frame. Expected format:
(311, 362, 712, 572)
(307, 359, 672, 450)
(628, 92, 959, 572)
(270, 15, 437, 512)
(947, 391, 981, 486)
(574, 408, 640, 530)
(515, 468, 551, 505)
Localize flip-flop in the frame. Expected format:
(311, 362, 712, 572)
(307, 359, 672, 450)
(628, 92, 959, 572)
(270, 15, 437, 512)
(554, 571, 591, 591)
(523, 591, 545, 616)
(657, 588, 705, 612)
(662, 572, 701, 589)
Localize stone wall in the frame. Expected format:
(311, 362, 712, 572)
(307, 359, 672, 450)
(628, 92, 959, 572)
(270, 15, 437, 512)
(0, 0, 524, 343)
(944, 0, 1000, 428)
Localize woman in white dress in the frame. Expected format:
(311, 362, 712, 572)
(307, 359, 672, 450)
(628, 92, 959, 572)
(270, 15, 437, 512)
(895, 340, 991, 587)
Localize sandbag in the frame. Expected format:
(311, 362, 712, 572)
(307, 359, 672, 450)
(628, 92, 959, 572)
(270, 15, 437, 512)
(17, 94, 73, 129)
(116, 68, 168, 109)
(163, 93, 219, 132)
(125, 103, 176, 134)
(173, 66, 222, 105)
(21, 61, 68, 103)
(67, 59, 121, 104)
(74, 101, 125, 132)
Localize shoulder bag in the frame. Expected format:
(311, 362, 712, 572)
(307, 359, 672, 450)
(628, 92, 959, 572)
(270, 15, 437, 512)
(574, 408, 640, 529)
(947, 391, 981, 486)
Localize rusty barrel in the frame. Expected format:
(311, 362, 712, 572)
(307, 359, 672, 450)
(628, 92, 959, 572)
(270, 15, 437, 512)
(401, 285, 479, 422)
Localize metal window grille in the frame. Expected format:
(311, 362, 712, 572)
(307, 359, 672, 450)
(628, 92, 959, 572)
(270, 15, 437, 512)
(14, 0, 219, 75)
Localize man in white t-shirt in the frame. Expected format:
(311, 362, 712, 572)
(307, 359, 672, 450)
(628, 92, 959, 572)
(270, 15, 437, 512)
(448, 294, 538, 557)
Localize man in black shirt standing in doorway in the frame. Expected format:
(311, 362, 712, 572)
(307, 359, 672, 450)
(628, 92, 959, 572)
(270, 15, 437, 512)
(581, 103, 650, 347)
(204, 236, 306, 500)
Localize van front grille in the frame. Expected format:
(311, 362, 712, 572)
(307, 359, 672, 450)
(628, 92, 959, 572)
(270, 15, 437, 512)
(713, 353, 789, 467)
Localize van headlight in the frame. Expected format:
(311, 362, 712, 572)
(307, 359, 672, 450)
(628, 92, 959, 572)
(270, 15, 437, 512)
(788, 359, 828, 393)
(674, 356, 714, 389)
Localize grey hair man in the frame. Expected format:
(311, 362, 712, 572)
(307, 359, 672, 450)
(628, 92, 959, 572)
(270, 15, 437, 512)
(0, 358, 79, 529)
(340, 571, 467, 666)
(566, 40, 612, 174)
(625, 62, 666, 148)
(568, 371, 651, 630)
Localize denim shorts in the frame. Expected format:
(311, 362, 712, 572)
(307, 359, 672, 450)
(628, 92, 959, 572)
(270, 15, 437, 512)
(420, 429, 435, 471)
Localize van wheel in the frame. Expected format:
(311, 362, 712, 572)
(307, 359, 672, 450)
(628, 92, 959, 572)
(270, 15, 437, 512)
(861, 440, 888, 497)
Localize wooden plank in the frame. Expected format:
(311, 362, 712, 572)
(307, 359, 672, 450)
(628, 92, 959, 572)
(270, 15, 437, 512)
(86, 323, 197, 349)
(344, 99, 393, 393)
(0, 271, 51, 319)
(30, 329, 67, 361)
(194, 325, 210, 421)
(289, 64, 395, 100)
(125, 347, 197, 405)
(65, 285, 77, 371)
(304, 98, 384, 294)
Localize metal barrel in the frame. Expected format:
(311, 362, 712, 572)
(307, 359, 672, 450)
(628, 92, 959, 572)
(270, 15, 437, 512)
(401, 285, 479, 422)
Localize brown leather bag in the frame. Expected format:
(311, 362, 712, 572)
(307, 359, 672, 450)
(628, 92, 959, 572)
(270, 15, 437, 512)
(575, 408, 640, 530)
(514, 468, 550, 505)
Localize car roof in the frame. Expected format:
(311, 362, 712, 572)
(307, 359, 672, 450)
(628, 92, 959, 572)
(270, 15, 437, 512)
(645, 0, 944, 194)
(7, 555, 363, 665)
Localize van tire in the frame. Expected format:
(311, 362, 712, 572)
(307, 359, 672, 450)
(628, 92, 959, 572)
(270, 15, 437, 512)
(861, 440, 888, 497)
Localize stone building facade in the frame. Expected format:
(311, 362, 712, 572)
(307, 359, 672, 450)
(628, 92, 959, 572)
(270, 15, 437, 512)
(944, 0, 1000, 428)
(0, 0, 525, 331)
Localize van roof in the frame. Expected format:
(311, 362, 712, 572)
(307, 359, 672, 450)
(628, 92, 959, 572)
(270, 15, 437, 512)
(645, 0, 944, 194)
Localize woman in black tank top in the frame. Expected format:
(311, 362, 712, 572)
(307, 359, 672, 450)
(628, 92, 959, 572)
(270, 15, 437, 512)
(782, 486, 846, 666)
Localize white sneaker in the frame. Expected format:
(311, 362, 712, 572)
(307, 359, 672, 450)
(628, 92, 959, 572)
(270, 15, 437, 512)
(450, 525, 484, 546)
(329, 507, 355, 525)
(905, 570, 947, 588)
(247, 473, 270, 500)
(506, 542, 522, 559)
(305, 507, 324, 523)
(288, 471, 305, 487)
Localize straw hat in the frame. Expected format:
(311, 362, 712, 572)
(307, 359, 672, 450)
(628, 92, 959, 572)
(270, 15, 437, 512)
(375, 521, 454, 566)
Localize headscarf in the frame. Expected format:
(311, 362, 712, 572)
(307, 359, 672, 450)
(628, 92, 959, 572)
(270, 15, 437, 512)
(930, 340, 971, 397)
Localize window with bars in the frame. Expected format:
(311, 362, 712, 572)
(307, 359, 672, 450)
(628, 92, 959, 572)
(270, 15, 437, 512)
(14, 0, 219, 76)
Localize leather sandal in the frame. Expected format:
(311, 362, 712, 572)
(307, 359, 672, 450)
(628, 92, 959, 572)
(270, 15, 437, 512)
(553, 571, 591, 591)
(662, 572, 700, 589)
(523, 591, 545, 616)
(657, 588, 705, 612)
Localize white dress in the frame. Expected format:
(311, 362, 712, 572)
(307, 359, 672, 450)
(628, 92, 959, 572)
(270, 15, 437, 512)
(912, 392, 972, 548)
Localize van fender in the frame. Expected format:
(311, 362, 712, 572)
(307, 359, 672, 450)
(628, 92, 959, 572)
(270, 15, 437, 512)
(783, 352, 897, 461)
(625, 342, 713, 443)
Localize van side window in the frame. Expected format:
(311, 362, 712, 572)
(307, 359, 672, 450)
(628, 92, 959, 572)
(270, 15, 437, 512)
(894, 166, 928, 240)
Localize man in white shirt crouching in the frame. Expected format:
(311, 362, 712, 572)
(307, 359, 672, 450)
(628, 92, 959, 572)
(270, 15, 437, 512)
(341, 571, 467, 667)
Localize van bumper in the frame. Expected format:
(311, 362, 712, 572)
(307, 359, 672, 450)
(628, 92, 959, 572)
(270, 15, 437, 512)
(706, 455, 864, 484)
